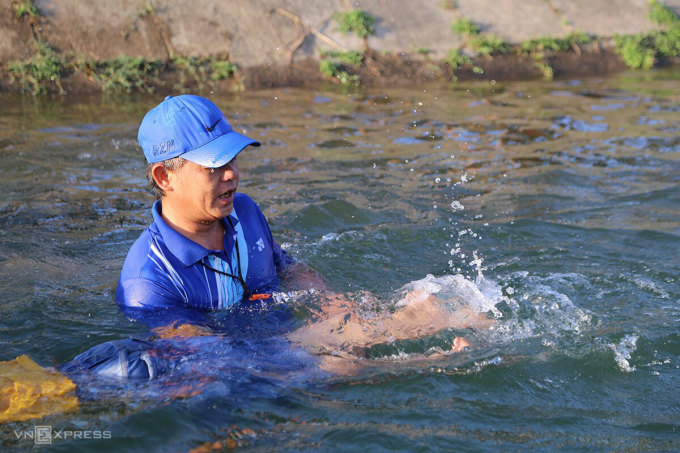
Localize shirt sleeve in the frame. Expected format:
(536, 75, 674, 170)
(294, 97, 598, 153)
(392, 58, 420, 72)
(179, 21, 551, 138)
(252, 202, 294, 272)
(116, 277, 184, 309)
(272, 239, 294, 272)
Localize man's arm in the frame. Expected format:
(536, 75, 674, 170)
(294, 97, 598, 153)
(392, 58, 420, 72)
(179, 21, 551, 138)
(277, 260, 332, 292)
(286, 289, 493, 373)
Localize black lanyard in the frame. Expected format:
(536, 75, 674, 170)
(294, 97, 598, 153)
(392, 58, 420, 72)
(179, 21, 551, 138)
(199, 217, 251, 298)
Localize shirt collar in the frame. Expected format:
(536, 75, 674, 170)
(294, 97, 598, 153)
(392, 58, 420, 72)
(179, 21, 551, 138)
(151, 200, 240, 267)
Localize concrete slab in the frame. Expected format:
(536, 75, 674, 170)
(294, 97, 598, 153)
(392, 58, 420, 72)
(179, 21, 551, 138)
(456, 0, 569, 42)
(337, 0, 461, 59)
(35, 0, 168, 60)
(552, 0, 658, 35)
(0, 0, 32, 62)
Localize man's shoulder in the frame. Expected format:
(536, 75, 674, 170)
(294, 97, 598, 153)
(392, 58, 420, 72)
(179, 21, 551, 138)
(234, 192, 266, 220)
(234, 192, 259, 210)
(119, 225, 166, 280)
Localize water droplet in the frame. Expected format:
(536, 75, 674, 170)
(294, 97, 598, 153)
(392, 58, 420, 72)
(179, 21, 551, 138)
(451, 200, 464, 211)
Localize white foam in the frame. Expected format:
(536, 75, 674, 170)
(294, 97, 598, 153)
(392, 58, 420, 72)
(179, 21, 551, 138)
(396, 273, 505, 316)
(609, 334, 638, 372)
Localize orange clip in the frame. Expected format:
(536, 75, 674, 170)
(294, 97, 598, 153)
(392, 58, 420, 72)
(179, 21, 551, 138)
(248, 293, 272, 301)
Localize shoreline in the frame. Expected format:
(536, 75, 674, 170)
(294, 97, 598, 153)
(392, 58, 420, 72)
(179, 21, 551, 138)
(1, 46, 664, 96)
(2, 0, 679, 95)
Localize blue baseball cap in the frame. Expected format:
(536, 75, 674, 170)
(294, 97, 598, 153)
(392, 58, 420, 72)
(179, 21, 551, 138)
(138, 94, 260, 167)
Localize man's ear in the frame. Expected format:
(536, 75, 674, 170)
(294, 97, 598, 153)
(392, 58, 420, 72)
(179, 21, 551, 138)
(151, 163, 173, 193)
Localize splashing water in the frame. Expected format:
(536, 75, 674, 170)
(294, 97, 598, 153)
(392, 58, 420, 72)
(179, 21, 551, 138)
(397, 273, 504, 316)
(609, 334, 639, 373)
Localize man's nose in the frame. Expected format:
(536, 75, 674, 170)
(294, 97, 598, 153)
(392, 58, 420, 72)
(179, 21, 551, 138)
(220, 163, 237, 180)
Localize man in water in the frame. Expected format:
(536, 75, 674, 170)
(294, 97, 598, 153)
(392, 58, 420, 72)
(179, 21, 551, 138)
(1, 95, 491, 421)
(116, 94, 295, 311)
(115, 94, 486, 364)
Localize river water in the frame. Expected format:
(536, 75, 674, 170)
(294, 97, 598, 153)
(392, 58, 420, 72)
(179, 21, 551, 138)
(1, 70, 679, 451)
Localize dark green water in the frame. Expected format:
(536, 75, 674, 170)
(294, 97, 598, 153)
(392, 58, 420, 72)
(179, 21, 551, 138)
(1, 70, 679, 451)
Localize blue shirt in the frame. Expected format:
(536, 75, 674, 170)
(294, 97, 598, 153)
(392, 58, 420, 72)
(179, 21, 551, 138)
(115, 193, 291, 312)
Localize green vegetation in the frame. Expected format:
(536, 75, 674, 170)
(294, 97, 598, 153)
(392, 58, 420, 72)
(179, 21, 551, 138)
(319, 59, 359, 86)
(450, 17, 508, 57)
(318, 50, 363, 85)
(93, 56, 162, 93)
(519, 32, 591, 54)
(11, 47, 239, 95)
(451, 18, 480, 36)
(444, 49, 472, 69)
(614, 34, 657, 69)
(172, 56, 207, 90)
(73, 55, 162, 93)
(320, 60, 357, 84)
(649, 0, 680, 26)
(319, 60, 340, 78)
(448, 16, 594, 79)
(469, 33, 510, 56)
(12, 0, 39, 19)
(519, 32, 592, 79)
(444, 50, 483, 75)
(614, 0, 680, 69)
(320, 50, 364, 67)
(8, 41, 64, 94)
(415, 47, 431, 56)
(334, 10, 376, 38)
(534, 59, 554, 79)
(323, 10, 375, 83)
(210, 60, 236, 81)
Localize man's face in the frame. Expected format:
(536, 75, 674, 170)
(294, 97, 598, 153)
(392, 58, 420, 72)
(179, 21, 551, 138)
(166, 158, 239, 224)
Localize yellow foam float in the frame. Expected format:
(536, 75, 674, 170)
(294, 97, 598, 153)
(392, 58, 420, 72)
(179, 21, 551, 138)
(0, 355, 79, 422)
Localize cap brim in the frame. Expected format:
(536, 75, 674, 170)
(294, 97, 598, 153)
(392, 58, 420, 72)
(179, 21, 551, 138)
(181, 130, 260, 168)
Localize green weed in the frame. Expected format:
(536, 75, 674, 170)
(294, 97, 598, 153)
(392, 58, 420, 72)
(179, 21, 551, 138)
(451, 18, 480, 36)
(12, 0, 39, 19)
(88, 55, 162, 93)
(334, 10, 376, 38)
(210, 60, 236, 81)
(321, 50, 364, 67)
(614, 0, 680, 69)
(469, 33, 510, 56)
(534, 58, 554, 80)
(8, 40, 64, 94)
(444, 49, 473, 69)
(444, 49, 483, 73)
(319, 60, 358, 85)
(172, 56, 207, 89)
(649, 0, 680, 27)
(651, 27, 680, 56)
(614, 34, 657, 69)
(519, 32, 591, 54)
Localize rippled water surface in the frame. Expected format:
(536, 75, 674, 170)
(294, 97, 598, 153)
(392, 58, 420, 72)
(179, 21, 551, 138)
(1, 71, 679, 451)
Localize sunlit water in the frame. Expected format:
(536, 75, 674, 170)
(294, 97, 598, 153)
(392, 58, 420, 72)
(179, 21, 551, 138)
(1, 70, 679, 451)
